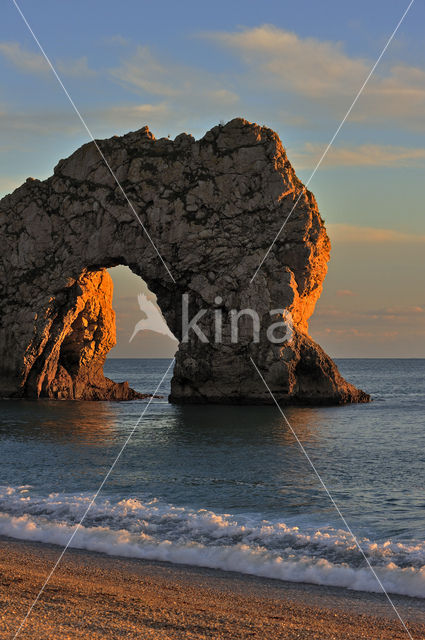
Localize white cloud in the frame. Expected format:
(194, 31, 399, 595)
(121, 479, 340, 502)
(0, 41, 95, 77)
(204, 25, 425, 129)
(0, 41, 47, 74)
(110, 45, 239, 116)
(0, 100, 169, 139)
(0, 106, 82, 135)
(327, 223, 425, 244)
(100, 102, 170, 128)
(292, 143, 425, 169)
(204, 25, 367, 99)
(111, 46, 180, 97)
(56, 56, 95, 78)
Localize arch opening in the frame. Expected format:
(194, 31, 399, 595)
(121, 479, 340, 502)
(107, 265, 178, 360)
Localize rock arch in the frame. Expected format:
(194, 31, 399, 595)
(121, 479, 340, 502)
(0, 118, 369, 404)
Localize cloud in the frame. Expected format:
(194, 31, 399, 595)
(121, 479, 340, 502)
(56, 56, 95, 78)
(315, 327, 400, 339)
(309, 300, 425, 357)
(0, 41, 95, 77)
(204, 25, 367, 100)
(111, 46, 180, 97)
(109, 45, 239, 117)
(292, 143, 425, 169)
(0, 100, 170, 140)
(336, 289, 355, 297)
(104, 35, 131, 47)
(204, 25, 425, 129)
(315, 305, 425, 321)
(370, 306, 425, 318)
(0, 41, 47, 74)
(0, 106, 82, 136)
(327, 224, 425, 244)
(310, 304, 425, 352)
(99, 102, 170, 130)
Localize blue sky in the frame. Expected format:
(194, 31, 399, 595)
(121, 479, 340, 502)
(2, 0, 425, 356)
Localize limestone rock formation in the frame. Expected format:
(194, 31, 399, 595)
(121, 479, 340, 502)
(21, 268, 149, 400)
(0, 118, 369, 404)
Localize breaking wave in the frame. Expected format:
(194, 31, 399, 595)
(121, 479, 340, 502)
(0, 485, 424, 598)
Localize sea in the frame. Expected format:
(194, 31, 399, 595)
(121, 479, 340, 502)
(0, 358, 424, 599)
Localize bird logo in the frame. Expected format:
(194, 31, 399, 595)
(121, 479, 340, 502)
(129, 293, 176, 343)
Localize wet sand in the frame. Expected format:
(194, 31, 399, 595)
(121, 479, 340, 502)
(0, 536, 424, 639)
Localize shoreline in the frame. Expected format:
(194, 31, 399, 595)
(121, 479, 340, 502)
(1, 536, 424, 639)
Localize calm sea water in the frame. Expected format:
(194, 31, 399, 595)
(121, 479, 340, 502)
(0, 358, 424, 597)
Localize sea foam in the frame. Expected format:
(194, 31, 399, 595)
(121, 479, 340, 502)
(0, 485, 424, 598)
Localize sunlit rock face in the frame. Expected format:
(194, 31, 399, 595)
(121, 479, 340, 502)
(0, 118, 369, 403)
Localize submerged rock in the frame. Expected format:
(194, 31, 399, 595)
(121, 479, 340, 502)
(0, 118, 369, 404)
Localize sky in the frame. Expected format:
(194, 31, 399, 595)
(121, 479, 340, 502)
(1, 0, 425, 357)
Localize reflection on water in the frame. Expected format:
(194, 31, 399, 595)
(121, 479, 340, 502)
(173, 404, 324, 446)
(0, 395, 334, 520)
(0, 399, 328, 448)
(0, 358, 424, 538)
(170, 405, 328, 509)
(0, 399, 119, 445)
